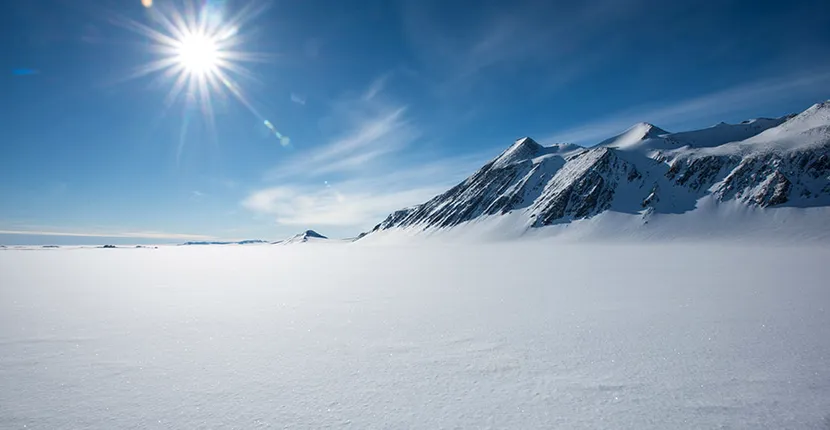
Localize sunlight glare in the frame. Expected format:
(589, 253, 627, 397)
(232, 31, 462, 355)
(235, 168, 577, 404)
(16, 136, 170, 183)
(119, 1, 290, 147)
(176, 33, 219, 76)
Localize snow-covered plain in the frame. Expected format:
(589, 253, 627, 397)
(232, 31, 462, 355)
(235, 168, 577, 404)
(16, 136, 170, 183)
(2, 243, 830, 429)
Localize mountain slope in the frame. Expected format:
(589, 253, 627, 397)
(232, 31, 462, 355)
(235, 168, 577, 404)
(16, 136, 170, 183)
(366, 101, 830, 238)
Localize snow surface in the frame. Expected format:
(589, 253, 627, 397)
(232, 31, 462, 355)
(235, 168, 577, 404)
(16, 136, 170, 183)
(695, 102, 830, 157)
(2, 243, 830, 429)
(363, 200, 830, 245)
(597, 122, 669, 149)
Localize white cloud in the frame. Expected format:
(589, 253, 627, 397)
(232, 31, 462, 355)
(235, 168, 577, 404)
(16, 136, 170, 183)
(242, 184, 444, 227)
(290, 92, 306, 105)
(245, 150, 494, 229)
(542, 71, 830, 146)
(0, 229, 215, 240)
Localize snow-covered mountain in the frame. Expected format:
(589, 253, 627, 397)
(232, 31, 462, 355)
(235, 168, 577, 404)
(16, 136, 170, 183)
(276, 230, 328, 244)
(365, 101, 830, 239)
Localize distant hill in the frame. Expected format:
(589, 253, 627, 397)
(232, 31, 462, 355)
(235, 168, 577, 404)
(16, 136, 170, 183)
(180, 240, 269, 246)
(275, 230, 328, 244)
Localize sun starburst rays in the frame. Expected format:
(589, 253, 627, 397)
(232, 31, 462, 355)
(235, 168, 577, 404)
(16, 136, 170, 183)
(119, 1, 269, 124)
(114, 1, 290, 151)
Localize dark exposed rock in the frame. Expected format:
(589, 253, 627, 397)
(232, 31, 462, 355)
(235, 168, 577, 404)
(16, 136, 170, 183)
(669, 155, 738, 191)
(715, 148, 829, 206)
(753, 171, 792, 207)
(642, 185, 660, 208)
(361, 104, 830, 237)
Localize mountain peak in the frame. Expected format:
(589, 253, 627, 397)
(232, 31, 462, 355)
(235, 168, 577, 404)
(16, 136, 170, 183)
(629, 122, 668, 139)
(514, 136, 541, 146)
(362, 100, 830, 240)
(801, 100, 830, 117)
(278, 229, 329, 244)
(301, 230, 327, 239)
(760, 99, 830, 139)
(598, 122, 668, 148)
(492, 137, 544, 168)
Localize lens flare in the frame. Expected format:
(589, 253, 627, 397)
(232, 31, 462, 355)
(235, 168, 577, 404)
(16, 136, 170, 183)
(264, 120, 290, 146)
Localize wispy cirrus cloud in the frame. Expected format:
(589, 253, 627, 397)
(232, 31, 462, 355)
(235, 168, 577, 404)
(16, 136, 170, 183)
(246, 73, 502, 231)
(290, 92, 306, 105)
(310, 106, 409, 165)
(542, 71, 830, 146)
(362, 73, 390, 101)
(266, 76, 419, 180)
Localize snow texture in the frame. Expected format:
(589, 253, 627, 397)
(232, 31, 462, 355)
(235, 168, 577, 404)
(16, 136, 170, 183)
(1, 244, 829, 429)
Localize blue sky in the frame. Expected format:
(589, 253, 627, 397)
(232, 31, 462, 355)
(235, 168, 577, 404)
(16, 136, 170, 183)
(1, 0, 830, 244)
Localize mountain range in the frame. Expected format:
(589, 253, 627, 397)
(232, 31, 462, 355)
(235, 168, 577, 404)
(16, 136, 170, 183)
(179, 231, 329, 246)
(180, 240, 270, 246)
(362, 101, 830, 240)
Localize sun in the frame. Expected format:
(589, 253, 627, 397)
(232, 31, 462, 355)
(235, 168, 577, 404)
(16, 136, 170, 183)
(175, 32, 219, 76)
(117, 1, 290, 148)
